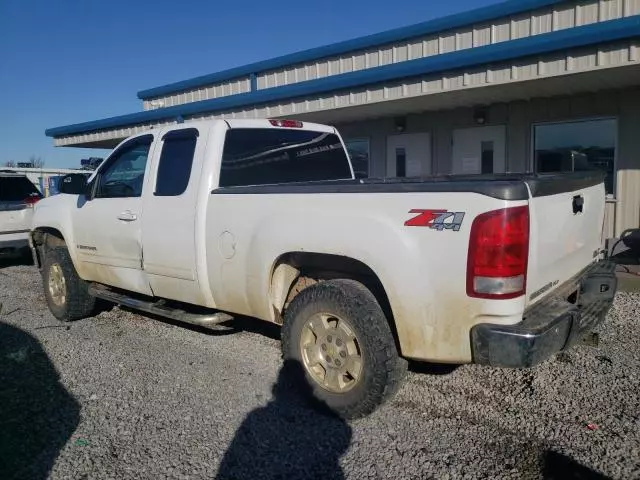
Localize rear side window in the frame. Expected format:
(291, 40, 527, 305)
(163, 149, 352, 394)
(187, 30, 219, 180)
(220, 128, 351, 187)
(155, 128, 199, 196)
(0, 176, 41, 201)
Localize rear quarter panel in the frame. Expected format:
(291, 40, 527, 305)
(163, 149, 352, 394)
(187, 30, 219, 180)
(206, 191, 528, 363)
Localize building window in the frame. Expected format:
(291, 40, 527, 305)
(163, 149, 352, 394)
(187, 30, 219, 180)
(344, 138, 370, 178)
(534, 119, 616, 195)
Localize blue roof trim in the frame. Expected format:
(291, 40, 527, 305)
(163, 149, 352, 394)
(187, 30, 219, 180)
(46, 17, 640, 138)
(137, 0, 566, 99)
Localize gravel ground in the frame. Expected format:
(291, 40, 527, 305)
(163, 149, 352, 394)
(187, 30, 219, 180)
(0, 262, 639, 480)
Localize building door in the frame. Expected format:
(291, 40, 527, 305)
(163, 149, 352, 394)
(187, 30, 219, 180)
(386, 133, 431, 178)
(452, 126, 506, 175)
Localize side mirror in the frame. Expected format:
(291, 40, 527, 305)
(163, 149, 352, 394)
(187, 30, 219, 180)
(58, 173, 89, 195)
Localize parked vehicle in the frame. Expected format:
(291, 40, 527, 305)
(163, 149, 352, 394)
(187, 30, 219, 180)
(0, 171, 41, 257)
(30, 119, 617, 418)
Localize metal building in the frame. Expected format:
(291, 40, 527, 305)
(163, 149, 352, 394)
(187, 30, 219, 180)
(46, 0, 640, 240)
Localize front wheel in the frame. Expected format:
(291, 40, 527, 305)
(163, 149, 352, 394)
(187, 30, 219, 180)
(281, 279, 407, 419)
(42, 246, 96, 322)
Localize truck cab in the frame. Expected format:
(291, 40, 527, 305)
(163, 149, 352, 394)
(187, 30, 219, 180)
(32, 120, 351, 303)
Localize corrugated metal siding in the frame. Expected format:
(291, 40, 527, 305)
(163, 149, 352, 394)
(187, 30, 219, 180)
(137, 0, 640, 111)
(254, 0, 639, 90)
(57, 39, 640, 146)
(604, 200, 617, 240)
(246, 40, 638, 116)
(142, 77, 251, 111)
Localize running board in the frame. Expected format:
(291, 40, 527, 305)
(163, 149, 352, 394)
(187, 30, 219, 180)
(89, 284, 234, 330)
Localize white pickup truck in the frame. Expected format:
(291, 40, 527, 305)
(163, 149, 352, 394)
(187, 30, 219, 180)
(30, 119, 617, 418)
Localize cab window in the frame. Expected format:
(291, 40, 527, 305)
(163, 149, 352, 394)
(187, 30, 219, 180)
(95, 135, 153, 198)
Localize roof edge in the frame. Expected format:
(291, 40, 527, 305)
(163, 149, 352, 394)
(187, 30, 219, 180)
(48, 16, 640, 138)
(136, 0, 566, 100)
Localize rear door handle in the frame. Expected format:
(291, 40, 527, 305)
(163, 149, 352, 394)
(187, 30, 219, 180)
(117, 211, 137, 222)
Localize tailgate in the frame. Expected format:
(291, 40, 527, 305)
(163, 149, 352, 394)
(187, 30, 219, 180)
(525, 172, 606, 306)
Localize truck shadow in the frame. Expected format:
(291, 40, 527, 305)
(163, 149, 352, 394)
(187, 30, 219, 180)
(216, 359, 352, 480)
(542, 450, 611, 479)
(0, 320, 80, 479)
(0, 251, 33, 269)
(116, 306, 282, 340)
(408, 361, 460, 375)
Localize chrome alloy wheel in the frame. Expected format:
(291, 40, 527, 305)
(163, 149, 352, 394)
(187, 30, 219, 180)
(299, 313, 364, 393)
(48, 263, 67, 307)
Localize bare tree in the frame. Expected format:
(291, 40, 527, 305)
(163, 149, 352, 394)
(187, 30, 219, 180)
(29, 155, 45, 169)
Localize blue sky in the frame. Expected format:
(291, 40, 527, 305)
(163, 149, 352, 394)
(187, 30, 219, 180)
(0, 0, 500, 168)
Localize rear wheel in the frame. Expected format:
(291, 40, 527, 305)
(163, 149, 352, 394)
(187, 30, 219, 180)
(42, 247, 96, 322)
(281, 279, 407, 419)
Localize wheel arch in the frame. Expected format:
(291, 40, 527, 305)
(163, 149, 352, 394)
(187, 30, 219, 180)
(269, 251, 401, 351)
(31, 227, 68, 269)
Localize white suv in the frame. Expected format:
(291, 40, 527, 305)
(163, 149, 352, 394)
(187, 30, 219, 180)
(0, 171, 41, 257)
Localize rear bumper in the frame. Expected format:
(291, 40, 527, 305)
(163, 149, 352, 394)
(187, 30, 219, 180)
(471, 261, 617, 368)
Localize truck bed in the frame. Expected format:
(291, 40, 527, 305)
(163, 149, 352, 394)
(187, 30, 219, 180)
(212, 170, 606, 202)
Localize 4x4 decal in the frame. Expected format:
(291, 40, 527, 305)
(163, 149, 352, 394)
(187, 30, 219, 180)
(405, 209, 466, 231)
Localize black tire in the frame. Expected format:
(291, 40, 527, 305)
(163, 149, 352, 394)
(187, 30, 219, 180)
(42, 246, 96, 322)
(281, 279, 407, 419)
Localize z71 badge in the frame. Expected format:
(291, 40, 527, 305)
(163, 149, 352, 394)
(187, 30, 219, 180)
(405, 209, 466, 231)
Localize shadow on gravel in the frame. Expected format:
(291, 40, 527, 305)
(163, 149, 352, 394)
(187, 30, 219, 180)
(0, 320, 80, 480)
(542, 450, 610, 479)
(0, 250, 33, 269)
(409, 361, 459, 375)
(116, 306, 282, 341)
(216, 359, 351, 480)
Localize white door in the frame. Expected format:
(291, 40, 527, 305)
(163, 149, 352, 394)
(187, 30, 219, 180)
(73, 134, 155, 295)
(452, 126, 506, 175)
(386, 133, 431, 178)
(140, 126, 208, 304)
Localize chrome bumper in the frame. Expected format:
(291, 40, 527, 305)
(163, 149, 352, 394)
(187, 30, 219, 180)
(471, 261, 618, 368)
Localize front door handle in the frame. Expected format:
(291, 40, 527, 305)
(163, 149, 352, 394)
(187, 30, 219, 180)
(117, 211, 137, 222)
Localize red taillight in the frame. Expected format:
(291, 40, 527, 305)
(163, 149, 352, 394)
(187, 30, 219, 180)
(23, 195, 41, 207)
(269, 119, 303, 128)
(467, 206, 529, 299)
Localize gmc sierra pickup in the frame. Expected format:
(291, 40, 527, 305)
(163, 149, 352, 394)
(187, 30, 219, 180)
(30, 119, 617, 418)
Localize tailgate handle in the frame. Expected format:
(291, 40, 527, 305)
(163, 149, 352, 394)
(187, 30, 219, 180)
(572, 195, 584, 215)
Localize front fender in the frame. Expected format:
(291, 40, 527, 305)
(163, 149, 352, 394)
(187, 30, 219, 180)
(31, 195, 80, 268)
